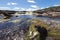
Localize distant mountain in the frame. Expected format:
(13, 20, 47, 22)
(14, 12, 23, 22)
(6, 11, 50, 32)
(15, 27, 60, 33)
(42, 6, 60, 12)
(33, 6, 60, 18)
(33, 6, 60, 13)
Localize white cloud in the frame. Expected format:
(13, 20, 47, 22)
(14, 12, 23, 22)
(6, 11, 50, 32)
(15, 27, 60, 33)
(40, 7, 45, 9)
(0, 6, 26, 11)
(0, 6, 39, 11)
(13, 7, 26, 11)
(26, 8, 32, 11)
(31, 5, 39, 9)
(53, 4, 60, 6)
(13, 7, 20, 11)
(14, 7, 20, 10)
(21, 8, 25, 10)
(7, 2, 17, 5)
(27, 0, 36, 3)
(0, 7, 20, 11)
(0, 7, 11, 10)
(26, 8, 38, 11)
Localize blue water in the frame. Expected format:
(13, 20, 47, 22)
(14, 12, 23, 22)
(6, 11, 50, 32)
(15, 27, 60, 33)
(0, 15, 35, 29)
(0, 15, 60, 29)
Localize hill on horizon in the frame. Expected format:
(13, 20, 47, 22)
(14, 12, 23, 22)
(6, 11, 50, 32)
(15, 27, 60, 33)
(33, 6, 60, 13)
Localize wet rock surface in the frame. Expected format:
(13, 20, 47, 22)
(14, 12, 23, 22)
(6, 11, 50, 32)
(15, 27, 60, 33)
(0, 15, 60, 40)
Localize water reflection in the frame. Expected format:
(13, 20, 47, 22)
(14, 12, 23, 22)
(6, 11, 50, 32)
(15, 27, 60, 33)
(0, 15, 60, 40)
(0, 15, 60, 29)
(0, 15, 35, 29)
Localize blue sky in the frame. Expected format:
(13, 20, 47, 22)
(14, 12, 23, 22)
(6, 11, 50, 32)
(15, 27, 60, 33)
(0, 0, 60, 11)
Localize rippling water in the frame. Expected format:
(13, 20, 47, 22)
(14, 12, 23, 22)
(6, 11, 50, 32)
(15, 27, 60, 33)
(0, 15, 60, 29)
(0, 15, 34, 29)
(0, 15, 60, 40)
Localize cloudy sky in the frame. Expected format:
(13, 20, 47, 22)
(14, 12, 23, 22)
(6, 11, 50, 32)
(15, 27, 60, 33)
(0, 0, 60, 11)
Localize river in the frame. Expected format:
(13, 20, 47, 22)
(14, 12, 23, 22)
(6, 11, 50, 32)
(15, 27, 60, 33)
(0, 15, 60, 29)
(0, 15, 60, 40)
